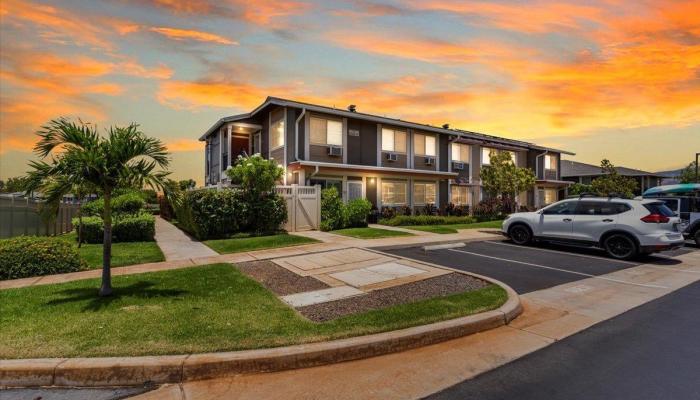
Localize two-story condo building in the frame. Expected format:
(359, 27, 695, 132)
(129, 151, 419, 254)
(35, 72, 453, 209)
(200, 97, 573, 210)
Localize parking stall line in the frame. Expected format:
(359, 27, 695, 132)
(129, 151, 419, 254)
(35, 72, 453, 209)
(483, 240, 638, 265)
(447, 248, 668, 289)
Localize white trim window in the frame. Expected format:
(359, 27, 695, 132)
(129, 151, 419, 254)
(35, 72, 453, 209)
(310, 117, 342, 146)
(451, 143, 470, 162)
(544, 154, 557, 170)
(450, 185, 470, 205)
(413, 182, 436, 205)
(482, 147, 496, 165)
(381, 128, 407, 153)
(381, 181, 407, 205)
(414, 133, 436, 156)
(270, 117, 285, 149)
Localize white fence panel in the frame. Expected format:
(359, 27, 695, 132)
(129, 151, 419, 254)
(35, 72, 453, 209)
(274, 185, 321, 232)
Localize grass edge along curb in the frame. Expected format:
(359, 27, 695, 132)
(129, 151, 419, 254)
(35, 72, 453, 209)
(0, 270, 521, 387)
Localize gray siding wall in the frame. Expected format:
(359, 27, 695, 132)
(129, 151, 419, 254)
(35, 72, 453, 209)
(286, 107, 298, 164)
(439, 135, 448, 172)
(471, 145, 482, 182)
(413, 155, 437, 171)
(310, 145, 343, 163)
(381, 152, 407, 168)
(439, 181, 448, 207)
(347, 119, 377, 165)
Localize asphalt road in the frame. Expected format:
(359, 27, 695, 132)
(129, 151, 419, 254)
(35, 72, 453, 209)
(388, 240, 694, 294)
(425, 279, 700, 400)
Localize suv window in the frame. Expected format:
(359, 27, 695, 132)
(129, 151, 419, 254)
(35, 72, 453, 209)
(542, 201, 577, 215)
(576, 201, 631, 215)
(644, 202, 675, 217)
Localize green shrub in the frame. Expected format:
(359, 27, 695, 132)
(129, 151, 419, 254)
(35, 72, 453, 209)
(320, 187, 346, 231)
(82, 191, 146, 217)
(346, 198, 372, 228)
(113, 213, 156, 242)
(72, 213, 156, 243)
(140, 189, 158, 204)
(380, 215, 476, 226)
(78, 216, 105, 244)
(174, 189, 249, 240)
(249, 194, 287, 235)
(0, 236, 85, 280)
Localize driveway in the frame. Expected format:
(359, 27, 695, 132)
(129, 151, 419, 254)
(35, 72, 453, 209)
(387, 240, 696, 294)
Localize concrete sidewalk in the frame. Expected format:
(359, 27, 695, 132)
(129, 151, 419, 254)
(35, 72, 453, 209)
(0, 228, 499, 291)
(154, 217, 217, 261)
(131, 248, 700, 400)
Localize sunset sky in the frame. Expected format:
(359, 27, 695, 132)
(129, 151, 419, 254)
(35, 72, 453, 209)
(1, 0, 698, 184)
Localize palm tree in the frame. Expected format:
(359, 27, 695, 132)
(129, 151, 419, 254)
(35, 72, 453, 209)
(28, 118, 169, 296)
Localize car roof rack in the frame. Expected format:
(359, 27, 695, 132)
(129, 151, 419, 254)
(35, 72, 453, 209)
(578, 192, 597, 198)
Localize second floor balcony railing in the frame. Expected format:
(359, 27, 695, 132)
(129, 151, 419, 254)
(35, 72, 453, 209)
(543, 169, 558, 180)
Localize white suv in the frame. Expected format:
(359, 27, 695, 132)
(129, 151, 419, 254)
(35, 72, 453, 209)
(502, 197, 685, 260)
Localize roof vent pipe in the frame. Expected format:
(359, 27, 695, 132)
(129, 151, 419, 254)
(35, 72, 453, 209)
(347, 104, 357, 112)
(442, 123, 450, 129)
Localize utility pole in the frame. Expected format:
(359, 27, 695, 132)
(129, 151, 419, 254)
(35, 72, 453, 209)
(696, 152, 699, 183)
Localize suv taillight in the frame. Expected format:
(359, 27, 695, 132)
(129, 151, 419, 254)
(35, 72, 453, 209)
(641, 214, 670, 223)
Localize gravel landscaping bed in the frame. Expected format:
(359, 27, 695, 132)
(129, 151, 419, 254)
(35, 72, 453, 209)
(237, 260, 329, 296)
(298, 273, 489, 322)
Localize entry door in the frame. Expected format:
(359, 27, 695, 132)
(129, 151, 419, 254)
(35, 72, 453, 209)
(536, 200, 577, 238)
(570, 201, 622, 242)
(347, 181, 363, 201)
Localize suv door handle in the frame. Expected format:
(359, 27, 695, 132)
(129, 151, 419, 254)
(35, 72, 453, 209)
(563, 218, 572, 222)
(602, 219, 613, 222)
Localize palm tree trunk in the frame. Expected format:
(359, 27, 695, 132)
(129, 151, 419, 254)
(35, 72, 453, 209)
(99, 191, 113, 296)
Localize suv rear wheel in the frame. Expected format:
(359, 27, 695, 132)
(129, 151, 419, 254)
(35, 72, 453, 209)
(509, 224, 532, 245)
(694, 230, 700, 247)
(603, 233, 638, 260)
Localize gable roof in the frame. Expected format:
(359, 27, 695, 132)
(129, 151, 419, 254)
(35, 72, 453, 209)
(561, 160, 664, 178)
(199, 96, 574, 155)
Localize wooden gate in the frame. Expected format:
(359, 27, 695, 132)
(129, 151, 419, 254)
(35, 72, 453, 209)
(274, 185, 321, 232)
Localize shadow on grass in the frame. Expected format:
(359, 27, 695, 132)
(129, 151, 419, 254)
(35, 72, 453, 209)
(46, 281, 188, 311)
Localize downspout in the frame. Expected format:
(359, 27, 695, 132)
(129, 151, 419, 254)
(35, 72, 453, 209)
(295, 108, 306, 161)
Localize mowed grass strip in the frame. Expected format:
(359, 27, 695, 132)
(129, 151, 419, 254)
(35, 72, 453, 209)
(0, 263, 507, 359)
(331, 227, 414, 239)
(405, 220, 504, 234)
(59, 233, 164, 268)
(204, 234, 319, 254)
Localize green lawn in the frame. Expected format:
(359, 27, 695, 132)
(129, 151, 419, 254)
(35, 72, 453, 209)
(60, 233, 164, 269)
(405, 220, 504, 234)
(0, 263, 507, 359)
(331, 227, 414, 239)
(204, 233, 319, 254)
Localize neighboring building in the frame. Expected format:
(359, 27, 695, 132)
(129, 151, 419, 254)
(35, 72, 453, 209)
(561, 160, 664, 195)
(655, 169, 682, 185)
(200, 97, 573, 210)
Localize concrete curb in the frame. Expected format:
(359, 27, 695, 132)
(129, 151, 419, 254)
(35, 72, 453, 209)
(0, 277, 521, 388)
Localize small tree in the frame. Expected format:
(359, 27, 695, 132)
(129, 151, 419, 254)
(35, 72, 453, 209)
(226, 154, 286, 234)
(320, 187, 346, 231)
(2, 176, 29, 193)
(480, 151, 536, 212)
(590, 159, 638, 198)
(27, 118, 170, 296)
(679, 161, 699, 183)
(568, 182, 593, 196)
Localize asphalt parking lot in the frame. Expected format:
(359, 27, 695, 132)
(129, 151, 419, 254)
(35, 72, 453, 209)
(387, 240, 697, 294)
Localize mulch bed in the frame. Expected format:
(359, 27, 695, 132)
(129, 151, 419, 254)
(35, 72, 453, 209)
(237, 260, 329, 296)
(297, 272, 489, 322)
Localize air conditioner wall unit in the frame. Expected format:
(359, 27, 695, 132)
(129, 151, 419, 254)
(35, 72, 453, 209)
(452, 162, 465, 170)
(424, 157, 435, 165)
(328, 146, 343, 157)
(386, 153, 398, 162)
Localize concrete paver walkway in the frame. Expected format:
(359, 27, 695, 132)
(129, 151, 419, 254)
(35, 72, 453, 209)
(154, 217, 218, 261)
(131, 248, 700, 400)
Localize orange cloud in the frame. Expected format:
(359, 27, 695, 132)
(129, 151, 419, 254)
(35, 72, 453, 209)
(149, 27, 238, 45)
(234, 0, 310, 26)
(409, 0, 605, 34)
(165, 139, 203, 152)
(0, 0, 113, 49)
(156, 80, 275, 110)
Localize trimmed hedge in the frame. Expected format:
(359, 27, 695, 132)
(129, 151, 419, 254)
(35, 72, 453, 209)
(0, 236, 85, 280)
(82, 191, 146, 217)
(73, 213, 156, 243)
(379, 215, 476, 226)
(175, 189, 248, 240)
(174, 189, 287, 240)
